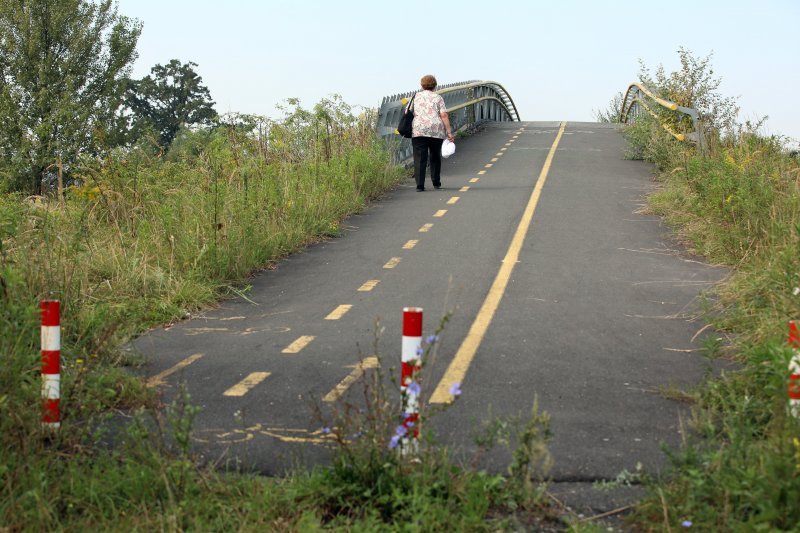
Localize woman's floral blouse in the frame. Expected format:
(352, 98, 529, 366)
(409, 90, 447, 139)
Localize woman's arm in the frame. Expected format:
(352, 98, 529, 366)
(440, 111, 455, 141)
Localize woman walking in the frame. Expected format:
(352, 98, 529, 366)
(409, 75, 455, 191)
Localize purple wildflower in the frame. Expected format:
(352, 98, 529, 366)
(321, 427, 331, 434)
(681, 520, 692, 528)
(395, 425, 408, 437)
(416, 346, 424, 356)
(388, 435, 401, 449)
(407, 382, 421, 396)
(449, 382, 462, 397)
(426, 335, 439, 344)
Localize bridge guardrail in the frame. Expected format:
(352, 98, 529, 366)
(620, 82, 705, 150)
(377, 80, 521, 162)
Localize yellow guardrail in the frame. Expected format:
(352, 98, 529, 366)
(620, 82, 703, 148)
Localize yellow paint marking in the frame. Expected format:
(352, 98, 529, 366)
(512, 135, 519, 139)
(500, 147, 507, 151)
(430, 121, 567, 404)
(491, 158, 499, 162)
(496, 152, 504, 156)
(325, 304, 352, 320)
(478, 170, 487, 175)
(505, 143, 512, 146)
(447, 196, 460, 205)
(147, 353, 204, 387)
(383, 257, 401, 269)
(469, 178, 480, 183)
(323, 357, 380, 402)
(223, 372, 271, 396)
(419, 223, 434, 232)
(433, 209, 447, 217)
(194, 424, 337, 446)
(460, 186, 470, 192)
(509, 139, 516, 143)
(358, 280, 380, 292)
(183, 327, 229, 336)
(403, 239, 419, 249)
(282, 335, 315, 353)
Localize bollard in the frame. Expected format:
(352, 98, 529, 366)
(401, 307, 423, 451)
(41, 300, 61, 430)
(789, 321, 800, 419)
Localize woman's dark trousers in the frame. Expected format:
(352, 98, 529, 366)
(412, 136, 444, 190)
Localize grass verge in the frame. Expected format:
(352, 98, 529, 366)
(621, 117, 800, 531)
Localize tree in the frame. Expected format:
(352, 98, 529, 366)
(0, 0, 141, 194)
(126, 60, 217, 150)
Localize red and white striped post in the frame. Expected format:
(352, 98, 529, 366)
(789, 321, 800, 419)
(41, 300, 61, 430)
(401, 307, 423, 452)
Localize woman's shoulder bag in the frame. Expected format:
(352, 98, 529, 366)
(397, 93, 416, 138)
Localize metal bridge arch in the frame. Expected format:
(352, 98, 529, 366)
(376, 80, 520, 161)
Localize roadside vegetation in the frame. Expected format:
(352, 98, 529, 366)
(612, 49, 800, 531)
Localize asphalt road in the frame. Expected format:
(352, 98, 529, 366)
(135, 121, 725, 513)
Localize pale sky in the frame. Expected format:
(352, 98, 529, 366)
(117, 0, 800, 144)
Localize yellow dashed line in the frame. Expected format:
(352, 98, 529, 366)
(485, 164, 493, 168)
(433, 209, 447, 217)
(325, 305, 352, 320)
(500, 147, 507, 151)
(323, 357, 379, 402)
(383, 257, 401, 269)
(447, 197, 460, 205)
(282, 335, 315, 353)
(491, 158, 499, 162)
(509, 139, 516, 143)
(496, 152, 504, 156)
(430, 121, 568, 404)
(505, 143, 512, 146)
(223, 372, 271, 396)
(147, 353, 204, 387)
(460, 186, 470, 192)
(469, 178, 480, 183)
(357, 280, 380, 292)
(419, 223, 433, 232)
(403, 240, 419, 249)
(512, 135, 519, 139)
(478, 170, 486, 175)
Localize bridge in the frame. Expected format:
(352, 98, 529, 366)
(137, 80, 722, 515)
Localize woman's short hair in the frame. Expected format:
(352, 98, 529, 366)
(420, 75, 437, 90)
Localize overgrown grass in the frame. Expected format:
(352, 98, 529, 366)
(622, 116, 800, 531)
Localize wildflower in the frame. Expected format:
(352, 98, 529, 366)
(351, 431, 362, 439)
(426, 335, 438, 344)
(449, 382, 462, 397)
(407, 382, 421, 396)
(416, 346, 424, 356)
(321, 427, 331, 434)
(682, 520, 692, 528)
(395, 425, 408, 437)
(388, 435, 401, 449)
(76, 359, 84, 365)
